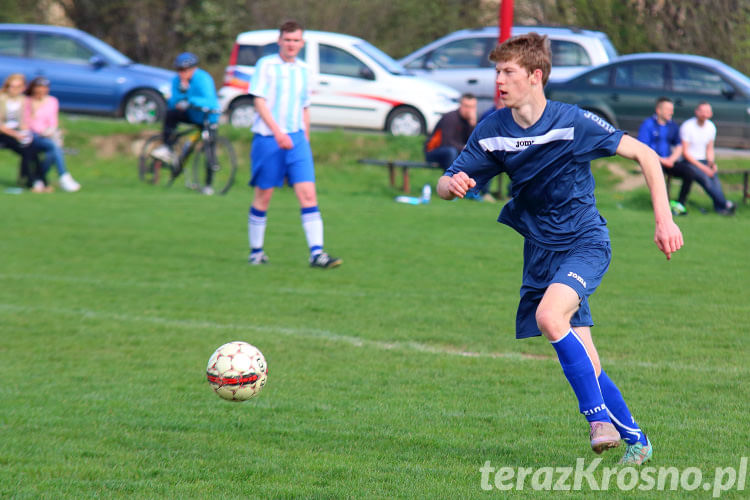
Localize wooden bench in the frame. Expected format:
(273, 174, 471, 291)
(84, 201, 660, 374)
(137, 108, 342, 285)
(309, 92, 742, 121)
(358, 159, 442, 193)
(667, 168, 750, 204)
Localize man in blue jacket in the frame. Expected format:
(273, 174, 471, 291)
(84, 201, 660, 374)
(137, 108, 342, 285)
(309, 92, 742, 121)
(637, 97, 692, 215)
(151, 52, 219, 193)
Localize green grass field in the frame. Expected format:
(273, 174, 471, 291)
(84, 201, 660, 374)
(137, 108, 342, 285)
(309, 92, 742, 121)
(1, 117, 749, 499)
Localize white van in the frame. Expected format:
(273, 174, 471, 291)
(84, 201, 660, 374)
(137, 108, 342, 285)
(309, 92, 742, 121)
(218, 30, 460, 135)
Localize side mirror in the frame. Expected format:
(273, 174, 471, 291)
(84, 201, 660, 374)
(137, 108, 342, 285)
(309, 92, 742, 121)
(360, 67, 375, 80)
(721, 85, 736, 100)
(89, 55, 106, 69)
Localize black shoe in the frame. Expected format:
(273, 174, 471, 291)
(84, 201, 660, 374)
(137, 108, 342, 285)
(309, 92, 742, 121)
(717, 202, 736, 216)
(310, 252, 342, 269)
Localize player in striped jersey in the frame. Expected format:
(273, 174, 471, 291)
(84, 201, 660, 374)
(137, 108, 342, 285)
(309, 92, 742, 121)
(437, 33, 683, 465)
(247, 20, 341, 269)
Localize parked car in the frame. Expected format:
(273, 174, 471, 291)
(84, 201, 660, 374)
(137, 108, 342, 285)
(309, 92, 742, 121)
(399, 26, 618, 114)
(544, 53, 750, 148)
(218, 30, 460, 135)
(0, 24, 174, 123)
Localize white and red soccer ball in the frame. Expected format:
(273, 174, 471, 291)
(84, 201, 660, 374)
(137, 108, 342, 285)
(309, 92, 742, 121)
(206, 341, 268, 401)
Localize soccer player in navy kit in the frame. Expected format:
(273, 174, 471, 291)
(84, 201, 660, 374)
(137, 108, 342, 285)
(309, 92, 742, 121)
(437, 33, 683, 465)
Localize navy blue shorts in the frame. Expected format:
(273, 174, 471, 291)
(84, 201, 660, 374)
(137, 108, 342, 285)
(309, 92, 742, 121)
(515, 239, 611, 339)
(250, 131, 315, 188)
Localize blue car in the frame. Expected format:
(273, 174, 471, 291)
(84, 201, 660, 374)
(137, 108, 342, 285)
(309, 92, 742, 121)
(0, 24, 175, 123)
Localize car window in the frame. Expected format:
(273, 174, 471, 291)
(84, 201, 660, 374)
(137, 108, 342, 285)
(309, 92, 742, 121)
(585, 67, 611, 86)
(427, 37, 488, 69)
(614, 62, 666, 90)
(0, 31, 24, 56)
(550, 40, 591, 66)
(319, 44, 371, 78)
(671, 62, 731, 95)
(32, 33, 93, 63)
(236, 43, 306, 66)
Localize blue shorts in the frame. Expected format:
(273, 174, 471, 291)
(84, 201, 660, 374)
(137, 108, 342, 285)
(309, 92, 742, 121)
(250, 131, 315, 188)
(515, 239, 611, 339)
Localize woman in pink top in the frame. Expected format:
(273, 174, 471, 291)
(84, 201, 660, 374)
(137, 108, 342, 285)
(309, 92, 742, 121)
(24, 77, 80, 192)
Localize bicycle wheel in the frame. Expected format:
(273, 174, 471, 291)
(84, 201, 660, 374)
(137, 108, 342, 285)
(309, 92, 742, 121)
(190, 136, 238, 195)
(138, 134, 179, 187)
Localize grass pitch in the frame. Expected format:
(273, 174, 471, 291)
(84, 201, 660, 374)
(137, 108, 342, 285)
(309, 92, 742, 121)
(0, 118, 748, 498)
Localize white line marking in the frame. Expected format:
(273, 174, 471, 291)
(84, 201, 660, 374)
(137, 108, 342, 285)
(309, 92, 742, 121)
(0, 303, 744, 375)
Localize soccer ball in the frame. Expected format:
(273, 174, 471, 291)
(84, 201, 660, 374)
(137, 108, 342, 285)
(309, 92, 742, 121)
(206, 341, 268, 401)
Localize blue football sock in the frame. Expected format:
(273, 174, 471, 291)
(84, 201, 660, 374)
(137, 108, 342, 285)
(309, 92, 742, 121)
(551, 330, 610, 423)
(598, 370, 647, 445)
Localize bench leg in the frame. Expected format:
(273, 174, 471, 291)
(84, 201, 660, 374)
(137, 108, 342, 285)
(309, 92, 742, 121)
(388, 163, 395, 188)
(744, 172, 749, 204)
(402, 167, 410, 193)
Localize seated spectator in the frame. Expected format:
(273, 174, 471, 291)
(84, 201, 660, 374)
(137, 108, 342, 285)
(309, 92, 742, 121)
(0, 74, 44, 191)
(24, 77, 81, 192)
(637, 97, 691, 215)
(424, 93, 477, 171)
(675, 102, 735, 215)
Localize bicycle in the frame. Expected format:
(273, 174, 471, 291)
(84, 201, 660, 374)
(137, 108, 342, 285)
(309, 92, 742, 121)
(138, 107, 237, 195)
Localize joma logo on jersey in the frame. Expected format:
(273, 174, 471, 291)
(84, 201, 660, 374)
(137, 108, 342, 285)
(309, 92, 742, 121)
(515, 139, 534, 148)
(582, 111, 615, 134)
(567, 271, 587, 288)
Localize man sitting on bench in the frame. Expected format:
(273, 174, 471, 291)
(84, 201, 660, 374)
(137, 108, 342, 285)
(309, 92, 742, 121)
(424, 93, 477, 171)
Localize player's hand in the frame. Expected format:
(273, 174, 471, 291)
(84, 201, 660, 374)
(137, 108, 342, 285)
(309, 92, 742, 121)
(176, 100, 189, 111)
(274, 132, 293, 150)
(445, 171, 477, 198)
(654, 219, 683, 260)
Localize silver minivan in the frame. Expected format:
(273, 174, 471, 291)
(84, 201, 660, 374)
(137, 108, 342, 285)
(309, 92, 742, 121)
(399, 26, 618, 113)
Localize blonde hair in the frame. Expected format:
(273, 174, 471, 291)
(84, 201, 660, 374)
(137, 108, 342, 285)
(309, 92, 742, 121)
(2, 73, 26, 93)
(489, 33, 551, 85)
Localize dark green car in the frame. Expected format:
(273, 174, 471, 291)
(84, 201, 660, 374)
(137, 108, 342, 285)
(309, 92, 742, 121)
(545, 53, 750, 148)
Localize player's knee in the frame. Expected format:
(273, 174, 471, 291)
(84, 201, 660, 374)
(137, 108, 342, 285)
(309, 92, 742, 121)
(535, 307, 565, 340)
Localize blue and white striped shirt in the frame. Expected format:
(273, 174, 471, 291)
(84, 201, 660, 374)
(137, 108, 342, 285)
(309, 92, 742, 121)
(249, 54, 310, 135)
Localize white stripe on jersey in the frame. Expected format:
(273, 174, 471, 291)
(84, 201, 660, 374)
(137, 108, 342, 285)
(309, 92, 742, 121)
(479, 127, 574, 153)
(250, 54, 309, 135)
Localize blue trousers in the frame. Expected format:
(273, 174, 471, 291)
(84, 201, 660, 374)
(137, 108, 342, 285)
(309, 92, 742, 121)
(678, 160, 729, 211)
(32, 134, 67, 177)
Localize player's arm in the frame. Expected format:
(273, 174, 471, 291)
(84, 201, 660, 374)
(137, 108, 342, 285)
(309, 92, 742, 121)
(303, 107, 310, 142)
(616, 134, 683, 260)
(437, 171, 476, 200)
(253, 96, 293, 150)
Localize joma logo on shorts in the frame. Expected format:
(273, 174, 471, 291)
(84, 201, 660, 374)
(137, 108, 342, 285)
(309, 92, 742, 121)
(567, 271, 587, 288)
(515, 139, 534, 148)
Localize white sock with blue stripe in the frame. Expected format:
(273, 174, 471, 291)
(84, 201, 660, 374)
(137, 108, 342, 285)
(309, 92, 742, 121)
(249, 206, 266, 256)
(551, 329, 611, 423)
(301, 206, 323, 259)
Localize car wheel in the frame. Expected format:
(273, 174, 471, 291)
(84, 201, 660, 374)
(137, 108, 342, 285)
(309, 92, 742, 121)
(228, 98, 256, 128)
(124, 89, 166, 124)
(386, 107, 425, 136)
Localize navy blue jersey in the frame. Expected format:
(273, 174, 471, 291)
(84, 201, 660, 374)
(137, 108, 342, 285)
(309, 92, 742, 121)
(446, 101, 624, 250)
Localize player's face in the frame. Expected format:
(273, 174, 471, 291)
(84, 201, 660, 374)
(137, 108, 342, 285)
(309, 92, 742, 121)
(655, 101, 674, 122)
(279, 29, 304, 62)
(495, 60, 534, 107)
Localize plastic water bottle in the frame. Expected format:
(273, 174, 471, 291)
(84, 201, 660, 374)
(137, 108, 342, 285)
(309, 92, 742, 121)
(421, 183, 431, 203)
